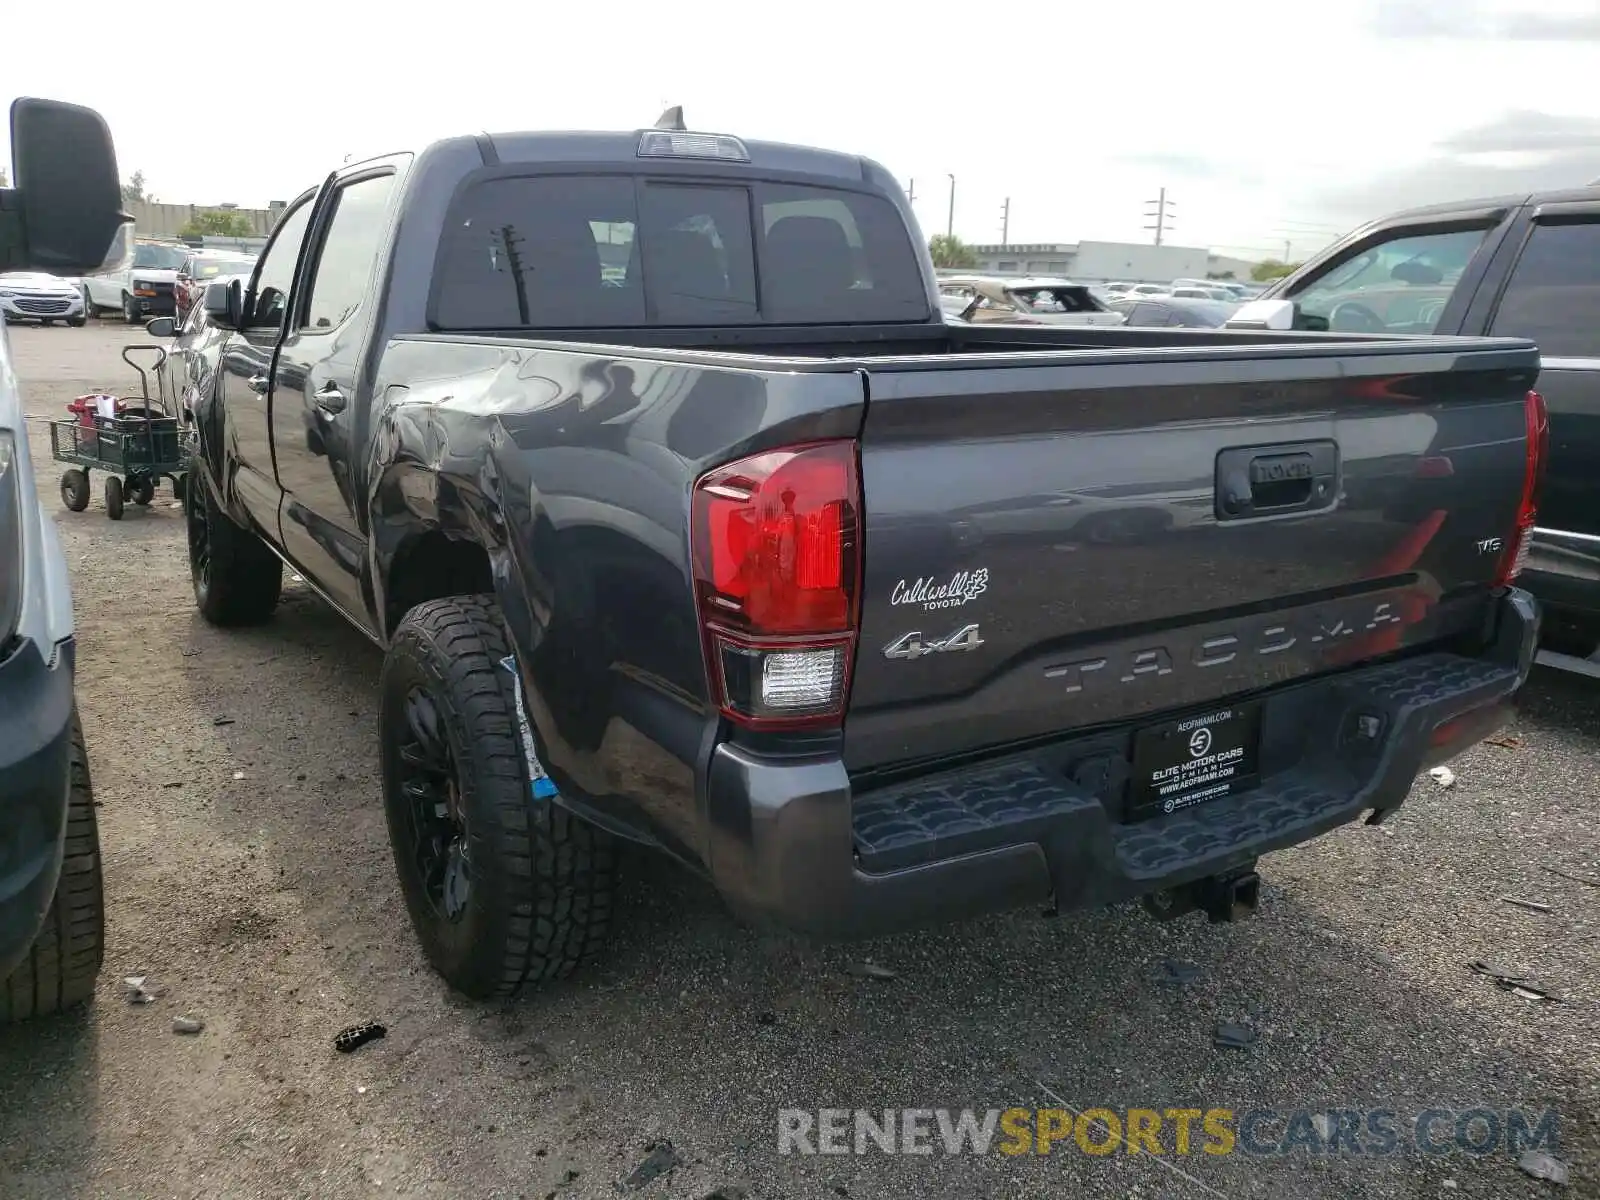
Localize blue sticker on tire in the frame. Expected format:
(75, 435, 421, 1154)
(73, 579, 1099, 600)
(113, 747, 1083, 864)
(499, 654, 558, 800)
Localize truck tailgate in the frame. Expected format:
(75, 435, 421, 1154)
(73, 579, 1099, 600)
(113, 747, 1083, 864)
(845, 341, 1540, 771)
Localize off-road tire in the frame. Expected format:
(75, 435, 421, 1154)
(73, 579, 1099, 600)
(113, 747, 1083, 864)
(131, 477, 154, 506)
(187, 471, 282, 626)
(104, 475, 123, 520)
(2, 715, 105, 1022)
(380, 595, 617, 1000)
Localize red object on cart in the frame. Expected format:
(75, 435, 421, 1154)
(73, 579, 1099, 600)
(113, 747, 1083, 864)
(67, 394, 125, 428)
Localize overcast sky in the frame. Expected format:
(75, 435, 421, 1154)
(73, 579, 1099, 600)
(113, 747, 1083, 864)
(5, 0, 1599, 262)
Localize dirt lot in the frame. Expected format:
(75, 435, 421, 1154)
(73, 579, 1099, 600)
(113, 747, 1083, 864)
(1, 320, 1596, 1199)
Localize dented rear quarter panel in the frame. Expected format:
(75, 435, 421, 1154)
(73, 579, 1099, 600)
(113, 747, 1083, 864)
(364, 336, 865, 861)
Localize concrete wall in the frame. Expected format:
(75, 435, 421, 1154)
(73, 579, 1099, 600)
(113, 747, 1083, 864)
(128, 199, 284, 238)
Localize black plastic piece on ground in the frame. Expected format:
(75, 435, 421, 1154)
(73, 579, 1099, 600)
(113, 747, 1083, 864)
(333, 1021, 387, 1053)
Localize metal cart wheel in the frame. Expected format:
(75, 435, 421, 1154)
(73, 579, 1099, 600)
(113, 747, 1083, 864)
(104, 476, 124, 521)
(60, 469, 90, 512)
(131, 477, 155, 506)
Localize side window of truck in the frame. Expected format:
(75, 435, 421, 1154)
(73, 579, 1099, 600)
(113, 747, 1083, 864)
(301, 173, 398, 332)
(1488, 218, 1600, 358)
(247, 200, 316, 331)
(1286, 226, 1490, 334)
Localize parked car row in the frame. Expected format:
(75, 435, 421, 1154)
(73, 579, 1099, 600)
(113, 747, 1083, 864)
(81, 240, 258, 325)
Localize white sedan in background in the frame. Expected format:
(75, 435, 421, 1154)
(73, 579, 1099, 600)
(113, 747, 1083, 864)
(0, 273, 86, 326)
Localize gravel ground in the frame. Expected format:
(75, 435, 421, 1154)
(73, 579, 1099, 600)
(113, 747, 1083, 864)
(0, 321, 1595, 1200)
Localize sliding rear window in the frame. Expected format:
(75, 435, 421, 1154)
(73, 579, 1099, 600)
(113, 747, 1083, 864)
(430, 174, 929, 329)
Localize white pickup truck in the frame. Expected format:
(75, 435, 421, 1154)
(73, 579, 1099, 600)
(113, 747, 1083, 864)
(82, 238, 187, 323)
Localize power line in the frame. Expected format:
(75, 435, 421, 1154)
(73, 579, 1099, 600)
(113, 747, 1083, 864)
(1143, 187, 1176, 247)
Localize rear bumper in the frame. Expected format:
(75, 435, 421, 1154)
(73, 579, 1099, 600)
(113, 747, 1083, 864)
(0, 638, 75, 981)
(704, 589, 1538, 938)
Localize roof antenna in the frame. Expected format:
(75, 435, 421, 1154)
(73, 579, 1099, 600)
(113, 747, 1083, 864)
(655, 106, 687, 131)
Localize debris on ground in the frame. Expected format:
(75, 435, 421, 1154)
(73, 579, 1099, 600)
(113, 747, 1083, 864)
(1500, 896, 1552, 914)
(123, 976, 157, 1004)
(213, 716, 235, 727)
(231, 770, 245, 780)
(171, 1016, 205, 1035)
(700, 1188, 749, 1200)
(1213, 1022, 1257, 1050)
(624, 1141, 682, 1189)
(1485, 734, 1523, 748)
(1517, 1149, 1570, 1185)
(1159, 959, 1202, 985)
(333, 1022, 387, 1053)
(1428, 766, 1456, 788)
(1543, 865, 1600, 889)
(842, 961, 896, 981)
(1468, 960, 1563, 1002)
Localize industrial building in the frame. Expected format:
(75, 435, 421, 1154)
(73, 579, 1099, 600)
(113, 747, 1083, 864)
(962, 241, 1258, 284)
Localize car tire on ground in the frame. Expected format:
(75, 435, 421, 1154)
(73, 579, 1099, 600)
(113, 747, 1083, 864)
(80, 287, 96, 316)
(380, 595, 617, 1001)
(104, 476, 123, 521)
(67, 316, 86, 328)
(121, 293, 139, 324)
(186, 470, 282, 626)
(60, 469, 89, 512)
(1, 714, 106, 1023)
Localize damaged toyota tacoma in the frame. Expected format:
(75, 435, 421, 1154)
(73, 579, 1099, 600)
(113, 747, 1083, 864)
(167, 110, 1546, 999)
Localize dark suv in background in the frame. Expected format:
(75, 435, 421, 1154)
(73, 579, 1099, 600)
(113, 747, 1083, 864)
(1259, 186, 1600, 658)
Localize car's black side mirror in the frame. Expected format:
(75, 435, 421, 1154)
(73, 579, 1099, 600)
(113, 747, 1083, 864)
(146, 316, 177, 338)
(1, 97, 131, 274)
(203, 278, 241, 329)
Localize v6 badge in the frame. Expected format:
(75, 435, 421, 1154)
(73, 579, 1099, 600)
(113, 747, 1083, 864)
(883, 623, 985, 661)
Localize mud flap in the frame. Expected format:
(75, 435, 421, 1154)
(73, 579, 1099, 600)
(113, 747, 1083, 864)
(499, 654, 558, 800)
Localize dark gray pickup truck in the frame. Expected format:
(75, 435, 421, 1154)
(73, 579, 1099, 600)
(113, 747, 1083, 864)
(163, 112, 1546, 1000)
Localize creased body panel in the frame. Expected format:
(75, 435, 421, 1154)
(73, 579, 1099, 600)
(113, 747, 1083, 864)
(366, 336, 866, 862)
(846, 345, 1540, 770)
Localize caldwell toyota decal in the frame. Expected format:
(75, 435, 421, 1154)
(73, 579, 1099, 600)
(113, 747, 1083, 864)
(889, 568, 989, 611)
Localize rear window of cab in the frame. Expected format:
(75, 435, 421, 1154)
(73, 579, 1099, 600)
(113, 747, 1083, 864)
(430, 175, 930, 328)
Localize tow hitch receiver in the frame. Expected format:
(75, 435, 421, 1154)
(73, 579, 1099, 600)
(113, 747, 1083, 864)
(1141, 868, 1262, 924)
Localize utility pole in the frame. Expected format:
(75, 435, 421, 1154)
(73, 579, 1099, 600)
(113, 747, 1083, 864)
(1143, 187, 1176, 247)
(906, 179, 916, 204)
(946, 174, 956, 238)
(999, 197, 1010, 246)
(1284, 238, 1292, 261)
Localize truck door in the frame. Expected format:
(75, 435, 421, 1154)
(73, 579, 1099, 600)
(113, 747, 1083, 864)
(1482, 200, 1600, 621)
(215, 197, 316, 536)
(268, 169, 398, 629)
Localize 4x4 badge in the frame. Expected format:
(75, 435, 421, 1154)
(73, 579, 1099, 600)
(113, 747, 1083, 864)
(883, 623, 985, 661)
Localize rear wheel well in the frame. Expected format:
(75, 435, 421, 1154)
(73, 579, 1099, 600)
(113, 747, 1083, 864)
(386, 532, 494, 636)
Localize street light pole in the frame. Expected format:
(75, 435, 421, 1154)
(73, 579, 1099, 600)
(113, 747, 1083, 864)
(946, 174, 956, 238)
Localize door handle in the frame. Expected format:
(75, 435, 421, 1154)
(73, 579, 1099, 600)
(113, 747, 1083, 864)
(314, 384, 347, 415)
(247, 374, 269, 394)
(1215, 440, 1338, 521)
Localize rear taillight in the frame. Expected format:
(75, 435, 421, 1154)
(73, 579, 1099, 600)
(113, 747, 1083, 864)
(691, 440, 861, 728)
(1496, 389, 1548, 587)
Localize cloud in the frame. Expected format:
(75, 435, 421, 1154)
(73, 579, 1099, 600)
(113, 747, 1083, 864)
(1304, 110, 1600, 225)
(1371, 0, 1600, 40)
(1437, 110, 1600, 154)
(1113, 152, 1265, 189)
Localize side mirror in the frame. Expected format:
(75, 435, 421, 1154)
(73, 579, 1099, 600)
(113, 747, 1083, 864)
(2, 98, 131, 275)
(146, 316, 176, 338)
(203, 278, 241, 330)
(1225, 298, 1296, 331)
